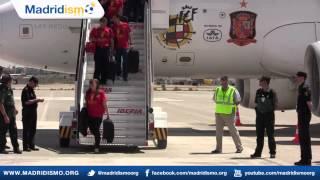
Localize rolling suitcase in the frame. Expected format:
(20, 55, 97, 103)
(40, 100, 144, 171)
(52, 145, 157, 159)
(128, 49, 139, 73)
(107, 57, 116, 83)
(102, 118, 114, 143)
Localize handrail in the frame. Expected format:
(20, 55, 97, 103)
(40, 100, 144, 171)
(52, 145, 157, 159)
(75, 19, 89, 115)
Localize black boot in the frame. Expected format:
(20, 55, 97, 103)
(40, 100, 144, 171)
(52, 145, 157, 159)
(14, 148, 22, 154)
(294, 160, 311, 166)
(0, 149, 9, 154)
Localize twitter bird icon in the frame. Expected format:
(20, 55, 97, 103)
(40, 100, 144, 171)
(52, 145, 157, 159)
(87, 170, 96, 177)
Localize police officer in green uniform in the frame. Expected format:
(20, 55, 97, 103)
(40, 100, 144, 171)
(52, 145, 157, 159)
(0, 66, 10, 150)
(251, 76, 278, 159)
(294, 71, 312, 166)
(0, 75, 22, 154)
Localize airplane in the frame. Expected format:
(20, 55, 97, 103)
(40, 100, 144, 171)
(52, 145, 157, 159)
(0, 0, 320, 116)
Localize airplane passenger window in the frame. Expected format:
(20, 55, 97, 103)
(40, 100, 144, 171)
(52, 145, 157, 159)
(22, 27, 29, 35)
(19, 24, 33, 38)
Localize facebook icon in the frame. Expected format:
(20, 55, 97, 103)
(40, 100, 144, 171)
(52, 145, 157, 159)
(145, 169, 150, 177)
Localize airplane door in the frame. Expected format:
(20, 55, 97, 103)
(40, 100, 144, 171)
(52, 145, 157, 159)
(151, 0, 169, 29)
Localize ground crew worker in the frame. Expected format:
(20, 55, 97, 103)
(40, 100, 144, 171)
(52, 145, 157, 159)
(251, 76, 278, 159)
(212, 76, 243, 154)
(89, 17, 114, 85)
(0, 75, 21, 154)
(21, 77, 44, 152)
(294, 71, 312, 166)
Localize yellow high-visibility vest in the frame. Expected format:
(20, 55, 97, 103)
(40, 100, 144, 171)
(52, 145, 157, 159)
(215, 86, 236, 114)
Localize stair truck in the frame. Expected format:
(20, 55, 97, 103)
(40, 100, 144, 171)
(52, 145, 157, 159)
(58, 1, 169, 149)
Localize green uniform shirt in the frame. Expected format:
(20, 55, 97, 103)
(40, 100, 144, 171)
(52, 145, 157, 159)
(0, 84, 16, 118)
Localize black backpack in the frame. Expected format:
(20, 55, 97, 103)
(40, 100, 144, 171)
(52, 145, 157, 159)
(78, 107, 89, 136)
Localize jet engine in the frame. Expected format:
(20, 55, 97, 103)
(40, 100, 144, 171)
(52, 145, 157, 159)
(305, 42, 320, 116)
(236, 78, 297, 111)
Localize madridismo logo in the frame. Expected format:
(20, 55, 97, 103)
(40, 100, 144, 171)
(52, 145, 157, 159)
(11, 0, 104, 19)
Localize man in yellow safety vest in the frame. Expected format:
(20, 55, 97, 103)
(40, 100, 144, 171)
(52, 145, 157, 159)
(212, 76, 243, 154)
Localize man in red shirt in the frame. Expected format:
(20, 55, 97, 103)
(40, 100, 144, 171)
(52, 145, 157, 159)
(107, 0, 124, 19)
(89, 17, 114, 85)
(112, 15, 132, 81)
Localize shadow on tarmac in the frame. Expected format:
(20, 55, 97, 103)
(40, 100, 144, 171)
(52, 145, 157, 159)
(208, 124, 297, 128)
(17, 129, 144, 154)
(313, 161, 320, 165)
(168, 123, 320, 139)
(276, 140, 320, 146)
(190, 152, 234, 155)
(13, 123, 319, 153)
(230, 157, 261, 160)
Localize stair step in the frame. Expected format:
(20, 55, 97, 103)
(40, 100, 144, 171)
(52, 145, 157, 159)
(83, 85, 146, 94)
(79, 137, 146, 146)
(103, 114, 146, 121)
(109, 107, 146, 115)
(84, 79, 145, 86)
(111, 80, 146, 86)
(83, 86, 146, 94)
(132, 40, 145, 45)
(108, 96, 145, 101)
(107, 100, 145, 108)
(112, 123, 146, 129)
(131, 35, 144, 40)
(103, 86, 145, 93)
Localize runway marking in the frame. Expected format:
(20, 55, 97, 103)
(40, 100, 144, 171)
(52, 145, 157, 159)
(14, 97, 74, 101)
(40, 92, 53, 121)
(154, 98, 184, 102)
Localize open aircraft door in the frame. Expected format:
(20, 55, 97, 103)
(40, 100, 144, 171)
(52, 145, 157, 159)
(150, 0, 169, 30)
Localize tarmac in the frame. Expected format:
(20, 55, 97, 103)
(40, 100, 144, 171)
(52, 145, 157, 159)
(0, 84, 319, 166)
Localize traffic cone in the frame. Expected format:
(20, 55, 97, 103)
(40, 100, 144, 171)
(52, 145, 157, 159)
(235, 107, 242, 126)
(293, 124, 299, 144)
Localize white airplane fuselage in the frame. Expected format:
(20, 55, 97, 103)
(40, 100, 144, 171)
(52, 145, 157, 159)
(0, 0, 319, 78)
(151, 0, 320, 78)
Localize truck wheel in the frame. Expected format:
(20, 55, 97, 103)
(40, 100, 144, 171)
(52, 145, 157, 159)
(154, 128, 168, 149)
(60, 138, 70, 148)
(156, 139, 167, 149)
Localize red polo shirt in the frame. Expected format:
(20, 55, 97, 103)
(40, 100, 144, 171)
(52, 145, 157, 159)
(89, 27, 113, 48)
(107, 0, 124, 18)
(113, 21, 131, 49)
(86, 90, 107, 118)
